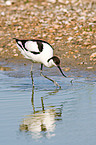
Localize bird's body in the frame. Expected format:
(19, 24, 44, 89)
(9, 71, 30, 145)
(15, 39, 54, 67)
(14, 38, 67, 88)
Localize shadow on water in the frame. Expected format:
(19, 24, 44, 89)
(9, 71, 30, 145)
(19, 86, 63, 139)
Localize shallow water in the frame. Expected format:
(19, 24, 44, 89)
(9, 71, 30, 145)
(0, 64, 96, 145)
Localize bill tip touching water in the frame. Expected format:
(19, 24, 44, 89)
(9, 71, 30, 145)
(14, 38, 69, 88)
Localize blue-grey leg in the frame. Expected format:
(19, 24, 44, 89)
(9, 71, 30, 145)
(30, 64, 34, 88)
(41, 97, 45, 111)
(40, 64, 61, 88)
(31, 82, 35, 114)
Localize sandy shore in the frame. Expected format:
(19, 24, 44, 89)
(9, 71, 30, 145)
(0, 0, 96, 71)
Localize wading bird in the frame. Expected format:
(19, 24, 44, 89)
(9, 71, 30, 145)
(14, 38, 67, 88)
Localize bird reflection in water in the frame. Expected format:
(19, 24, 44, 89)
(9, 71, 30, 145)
(20, 87, 63, 139)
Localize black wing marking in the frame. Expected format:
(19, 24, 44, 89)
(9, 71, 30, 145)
(14, 38, 27, 51)
(37, 41, 43, 52)
(14, 38, 54, 55)
(33, 39, 54, 50)
(20, 40, 40, 54)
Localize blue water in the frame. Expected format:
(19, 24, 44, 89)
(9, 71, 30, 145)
(0, 66, 96, 145)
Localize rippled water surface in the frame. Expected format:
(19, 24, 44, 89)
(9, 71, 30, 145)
(0, 65, 96, 145)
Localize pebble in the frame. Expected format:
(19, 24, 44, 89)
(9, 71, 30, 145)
(0, 48, 3, 52)
(68, 37, 73, 41)
(73, 55, 77, 59)
(84, 42, 90, 46)
(87, 67, 93, 70)
(74, 50, 79, 53)
(90, 52, 96, 60)
(80, 62, 87, 65)
(1, 12, 5, 16)
(47, 0, 56, 3)
(63, 67, 70, 72)
(13, 49, 16, 53)
(91, 45, 96, 49)
(6, 1, 12, 5)
(14, 54, 18, 57)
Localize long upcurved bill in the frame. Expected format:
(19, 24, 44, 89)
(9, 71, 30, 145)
(57, 66, 67, 77)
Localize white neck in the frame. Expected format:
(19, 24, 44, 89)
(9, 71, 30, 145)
(44, 59, 56, 68)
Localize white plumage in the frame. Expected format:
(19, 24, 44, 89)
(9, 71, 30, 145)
(14, 38, 67, 88)
(25, 41, 39, 52)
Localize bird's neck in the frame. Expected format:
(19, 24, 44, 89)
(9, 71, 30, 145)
(44, 59, 56, 68)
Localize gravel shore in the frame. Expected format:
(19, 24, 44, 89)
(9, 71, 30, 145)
(0, 0, 96, 71)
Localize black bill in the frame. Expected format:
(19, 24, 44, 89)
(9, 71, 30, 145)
(57, 66, 67, 78)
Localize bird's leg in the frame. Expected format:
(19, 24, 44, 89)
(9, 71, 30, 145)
(40, 64, 61, 88)
(31, 83, 35, 114)
(41, 97, 45, 112)
(30, 64, 34, 88)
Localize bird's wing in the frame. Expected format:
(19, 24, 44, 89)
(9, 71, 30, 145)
(14, 39, 53, 54)
(15, 39, 42, 54)
(24, 41, 40, 52)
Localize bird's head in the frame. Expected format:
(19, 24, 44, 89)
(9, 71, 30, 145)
(48, 56, 67, 77)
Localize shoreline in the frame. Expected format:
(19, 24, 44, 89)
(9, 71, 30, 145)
(0, 56, 96, 76)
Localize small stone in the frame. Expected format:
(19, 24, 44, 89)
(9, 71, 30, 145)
(63, 67, 70, 72)
(6, 1, 12, 5)
(55, 37, 62, 40)
(68, 37, 73, 41)
(84, 42, 90, 46)
(1, 12, 5, 16)
(78, 38, 83, 41)
(62, 9, 68, 13)
(73, 55, 77, 59)
(14, 54, 18, 56)
(0, 48, 3, 52)
(74, 50, 79, 53)
(86, 39, 90, 42)
(47, 0, 56, 3)
(80, 62, 87, 65)
(78, 54, 81, 57)
(54, 25, 59, 29)
(89, 23, 94, 26)
(63, 21, 69, 25)
(90, 52, 96, 60)
(87, 67, 93, 70)
(91, 45, 96, 49)
(13, 49, 16, 53)
(74, 26, 78, 30)
(65, 0, 69, 4)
